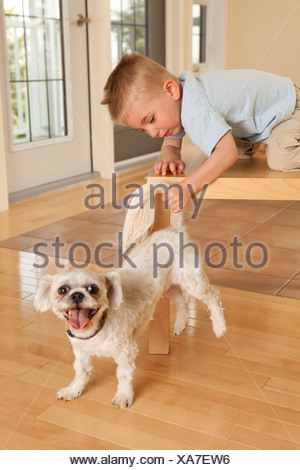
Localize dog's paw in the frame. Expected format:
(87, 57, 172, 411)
(56, 386, 82, 401)
(173, 319, 186, 336)
(112, 392, 133, 408)
(213, 320, 227, 338)
(173, 325, 185, 336)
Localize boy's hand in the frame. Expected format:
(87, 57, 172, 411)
(162, 182, 191, 214)
(156, 138, 184, 175)
(154, 159, 186, 176)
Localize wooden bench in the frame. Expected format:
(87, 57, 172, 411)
(147, 144, 300, 354)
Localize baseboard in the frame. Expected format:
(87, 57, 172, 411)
(9, 172, 101, 204)
(114, 152, 159, 173)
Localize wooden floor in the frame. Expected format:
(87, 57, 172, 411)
(1, 164, 300, 450)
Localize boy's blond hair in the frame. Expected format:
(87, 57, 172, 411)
(101, 53, 179, 125)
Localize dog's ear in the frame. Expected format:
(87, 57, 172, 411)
(105, 272, 122, 309)
(34, 274, 54, 312)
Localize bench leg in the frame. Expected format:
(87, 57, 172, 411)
(148, 193, 172, 355)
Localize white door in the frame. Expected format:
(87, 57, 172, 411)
(2, 0, 92, 193)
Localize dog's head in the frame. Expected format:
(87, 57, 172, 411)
(34, 270, 122, 337)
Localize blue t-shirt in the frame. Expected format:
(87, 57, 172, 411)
(170, 70, 296, 156)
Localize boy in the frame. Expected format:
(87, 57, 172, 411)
(101, 53, 300, 213)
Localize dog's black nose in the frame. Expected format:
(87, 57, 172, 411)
(71, 292, 85, 303)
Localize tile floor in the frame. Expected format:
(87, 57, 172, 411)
(0, 197, 299, 299)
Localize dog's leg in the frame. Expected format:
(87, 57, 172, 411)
(181, 266, 226, 338)
(194, 285, 226, 338)
(166, 286, 189, 336)
(203, 286, 226, 338)
(112, 347, 137, 408)
(57, 351, 93, 401)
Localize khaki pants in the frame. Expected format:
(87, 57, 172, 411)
(263, 84, 300, 171)
(236, 84, 300, 170)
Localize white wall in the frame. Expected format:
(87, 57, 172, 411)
(227, 0, 300, 83)
(165, 0, 189, 76)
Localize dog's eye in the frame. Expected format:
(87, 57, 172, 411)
(58, 285, 70, 295)
(87, 284, 99, 294)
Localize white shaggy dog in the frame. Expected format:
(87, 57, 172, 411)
(34, 184, 226, 408)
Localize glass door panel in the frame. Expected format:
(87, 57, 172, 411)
(3, 0, 67, 144)
(110, 0, 165, 163)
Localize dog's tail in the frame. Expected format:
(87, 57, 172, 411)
(122, 183, 183, 249)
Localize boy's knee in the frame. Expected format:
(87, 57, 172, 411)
(266, 144, 300, 171)
(267, 156, 296, 171)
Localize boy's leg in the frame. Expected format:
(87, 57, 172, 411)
(235, 138, 253, 159)
(264, 84, 300, 171)
(235, 139, 266, 159)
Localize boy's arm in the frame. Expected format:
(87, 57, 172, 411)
(185, 130, 238, 191)
(166, 131, 239, 213)
(154, 136, 185, 175)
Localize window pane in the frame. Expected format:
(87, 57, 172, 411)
(28, 81, 49, 141)
(48, 80, 66, 137)
(44, 0, 61, 18)
(122, 0, 134, 24)
(192, 3, 201, 64)
(11, 81, 29, 144)
(110, 0, 147, 66)
(110, 0, 122, 22)
(193, 4, 201, 21)
(111, 25, 122, 67)
(5, 15, 26, 81)
(193, 24, 200, 35)
(3, 0, 23, 15)
(192, 35, 200, 64)
(25, 17, 46, 80)
(122, 26, 134, 54)
(45, 19, 63, 79)
(23, 0, 43, 17)
(4, 0, 67, 145)
(135, 0, 146, 25)
(135, 26, 146, 55)
(192, 3, 206, 64)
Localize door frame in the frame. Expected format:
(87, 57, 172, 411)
(86, 0, 114, 180)
(0, 79, 9, 212)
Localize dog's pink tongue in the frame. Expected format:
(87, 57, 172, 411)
(68, 309, 90, 329)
